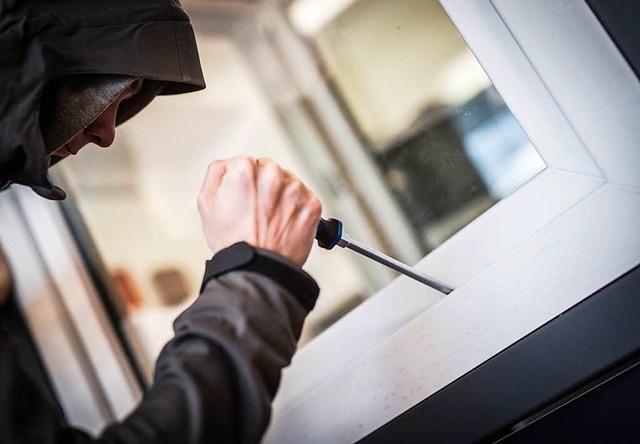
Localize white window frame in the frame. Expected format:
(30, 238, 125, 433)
(265, 1, 640, 442)
(0, 189, 142, 434)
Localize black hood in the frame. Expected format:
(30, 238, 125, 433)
(0, 0, 205, 199)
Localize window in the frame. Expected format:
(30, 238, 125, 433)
(1, 0, 637, 436)
(293, 0, 544, 254)
(54, 0, 545, 371)
(265, 0, 640, 441)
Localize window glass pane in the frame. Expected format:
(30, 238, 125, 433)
(290, 0, 545, 253)
(54, 0, 544, 367)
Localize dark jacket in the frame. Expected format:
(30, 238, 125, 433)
(0, 243, 319, 443)
(0, 1, 319, 443)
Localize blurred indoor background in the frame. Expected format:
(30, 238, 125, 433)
(53, 0, 544, 375)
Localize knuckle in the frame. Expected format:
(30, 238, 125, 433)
(240, 155, 255, 164)
(196, 192, 207, 213)
(257, 157, 275, 166)
(206, 159, 222, 173)
(240, 156, 255, 170)
(231, 156, 255, 177)
(293, 179, 306, 192)
(283, 168, 296, 180)
(263, 161, 282, 178)
(204, 161, 226, 187)
(311, 196, 323, 215)
(289, 182, 305, 198)
(306, 197, 322, 217)
(206, 162, 214, 174)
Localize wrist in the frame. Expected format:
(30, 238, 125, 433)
(201, 242, 319, 311)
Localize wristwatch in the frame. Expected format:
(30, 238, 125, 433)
(200, 242, 319, 311)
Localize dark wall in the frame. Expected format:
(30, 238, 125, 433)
(501, 362, 640, 444)
(587, 0, 640, 79)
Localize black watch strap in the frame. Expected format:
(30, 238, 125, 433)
(200, 242, 319, 311)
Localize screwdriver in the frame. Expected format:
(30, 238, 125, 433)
(315, 218, 454, 295)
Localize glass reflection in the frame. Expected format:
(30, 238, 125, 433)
(294, 0, 545, 253)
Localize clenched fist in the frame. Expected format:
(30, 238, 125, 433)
(197, 157, 322, 267)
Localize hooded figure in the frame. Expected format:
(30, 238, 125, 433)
(0, 0, 204, 199)
(0, 1, 321, 443)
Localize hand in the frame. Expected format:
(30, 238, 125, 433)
(197, 156, 322, 267)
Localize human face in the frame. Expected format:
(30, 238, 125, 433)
(48, 78, 143, 161)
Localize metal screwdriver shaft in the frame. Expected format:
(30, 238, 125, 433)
(315, 218, 454, 295)
(338, 233, 453, 294)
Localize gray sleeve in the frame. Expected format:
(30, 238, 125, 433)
(98, 269, 314, 444)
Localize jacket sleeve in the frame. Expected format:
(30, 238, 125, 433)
(100, 243, 319, 444)
(1, 243, 318, 444)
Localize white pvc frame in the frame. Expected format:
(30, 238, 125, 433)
(0, 188, 142, 434)
(265, 1, 640, 442)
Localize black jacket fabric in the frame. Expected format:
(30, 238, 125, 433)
(0, 243, 319, 444)
(0, 0, 205, 199)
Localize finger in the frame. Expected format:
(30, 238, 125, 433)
(281, 167, 297, 184)
(202, 159, 227, 190)
(216, 157, 258, 222)
(281, 180, 308, 225)
(198, 160, 227, 205)
(295, 187, 323, 229)
(257, 159, 284, 214)
(260, 175, 304, 242)
(222, 156, 256, 190)
(256, 160, 285, 241)
(301, 192, 323, 224)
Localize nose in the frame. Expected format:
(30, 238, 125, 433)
(84, 100, 119, 148)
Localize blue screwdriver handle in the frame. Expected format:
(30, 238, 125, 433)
(315, 218, 343, 250)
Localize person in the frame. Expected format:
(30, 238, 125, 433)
(0, 1, 322, 443)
